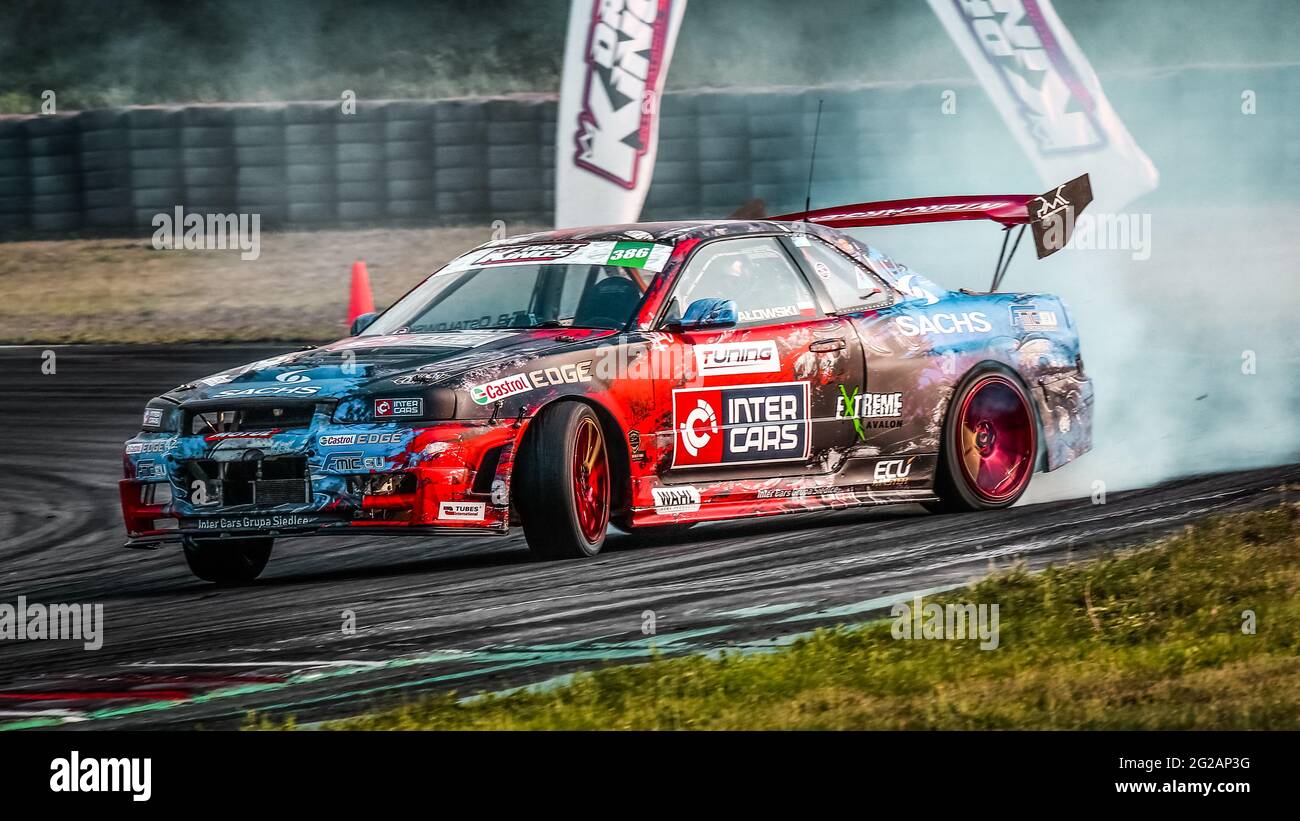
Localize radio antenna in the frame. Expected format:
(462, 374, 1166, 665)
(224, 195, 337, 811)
(802, 98, 824, 221)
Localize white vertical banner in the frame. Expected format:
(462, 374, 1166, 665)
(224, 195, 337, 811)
(554, 0, 688, 228)
(927, 0, 1158, 211)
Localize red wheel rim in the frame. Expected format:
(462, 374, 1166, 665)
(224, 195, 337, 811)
(956, 375, 1035, 503)
(571, 416, 609, 543)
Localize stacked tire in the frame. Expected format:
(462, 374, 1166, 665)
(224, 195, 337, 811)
(744, 91, 805, 216)
(645, 92, 701, 221)
(126, 107, 184, 231)
(233, 106, 286, 226)
(485, 98, 547, 225)
(804, 88, 864, 209)
(180, 106, 237, 222)
(284, 102, 337, 225)
(80, 109, 133, 229)
(432, 100, 488, 224)
(666, 91, 747, 221)
(26, 115, 82, 232)
(0, 119, 29, 233)
(539, 99, 558, 225)
(383, 101, 436, 221)
(334, 105, 385, 223)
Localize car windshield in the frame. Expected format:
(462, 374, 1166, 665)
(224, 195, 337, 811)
(361, 263, 649, 335)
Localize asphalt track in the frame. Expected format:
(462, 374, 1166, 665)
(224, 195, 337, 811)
(1, 344, 1296, 730)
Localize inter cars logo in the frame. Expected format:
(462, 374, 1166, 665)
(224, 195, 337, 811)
(678, 399, 718, 457)
(374, 397, 423, 418)
(672, 382, 810, 468)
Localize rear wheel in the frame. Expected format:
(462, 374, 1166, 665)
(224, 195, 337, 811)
(928, 366, 1038, 512)
(182, 537, 273, 584)
(516, 403, 610, 559)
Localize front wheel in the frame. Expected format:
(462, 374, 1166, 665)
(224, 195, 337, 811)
(516, 402, 611, 559)
(927, 366, 1038, 513)
(182, 536, 273, 584)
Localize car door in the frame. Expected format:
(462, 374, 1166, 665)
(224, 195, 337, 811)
(779, 233, 911, 450)
(783, 233, 945, 489)
(655, 235, 865, 484)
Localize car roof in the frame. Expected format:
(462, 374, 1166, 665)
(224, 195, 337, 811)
(464, 219, 912, 292)
(489, 219, 798, 246)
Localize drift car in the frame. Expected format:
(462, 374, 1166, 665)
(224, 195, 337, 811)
(122, 177, 1095, 583)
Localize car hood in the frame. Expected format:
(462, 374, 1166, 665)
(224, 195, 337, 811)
(166, 328, 617, 404)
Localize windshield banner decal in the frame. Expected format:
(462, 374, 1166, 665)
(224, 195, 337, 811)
(440, 240, 673, 275)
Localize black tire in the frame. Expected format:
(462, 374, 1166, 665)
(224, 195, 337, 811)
(927, 364, 1039, 514)
(516, 403, 611, 559)
(182, 537, 273, 584)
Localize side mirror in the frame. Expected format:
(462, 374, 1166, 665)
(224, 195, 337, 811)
(670, 298, 738, 331)
(350, 312, 379, 336)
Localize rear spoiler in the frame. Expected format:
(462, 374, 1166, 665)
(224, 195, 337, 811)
(771, 174, 1093, 290)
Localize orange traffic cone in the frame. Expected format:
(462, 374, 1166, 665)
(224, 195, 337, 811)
(347, 260, 375, 326)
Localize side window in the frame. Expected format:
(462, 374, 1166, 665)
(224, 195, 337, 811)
(667, 237, 821, 327)
(791, 237, 892, 312)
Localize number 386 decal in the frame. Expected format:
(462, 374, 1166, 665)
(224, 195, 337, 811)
(605, 241, 657, 268)
(672, 382, 810, 468)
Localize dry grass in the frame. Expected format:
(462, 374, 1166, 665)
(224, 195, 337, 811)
(0, 223, 547, 344)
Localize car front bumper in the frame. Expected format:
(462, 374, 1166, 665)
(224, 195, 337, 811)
(120, 419, 520, 547)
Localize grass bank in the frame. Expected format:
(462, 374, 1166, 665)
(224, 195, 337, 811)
(0, 224, 546, 344)
(319, 504, 1299, 730)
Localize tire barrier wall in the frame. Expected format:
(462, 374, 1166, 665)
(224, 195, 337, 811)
(0, 65, 1295, 234)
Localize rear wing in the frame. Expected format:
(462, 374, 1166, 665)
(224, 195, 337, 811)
(771, 174, 1092, 290)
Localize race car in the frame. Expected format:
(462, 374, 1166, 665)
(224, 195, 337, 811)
(121, 177, 1095, 583)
